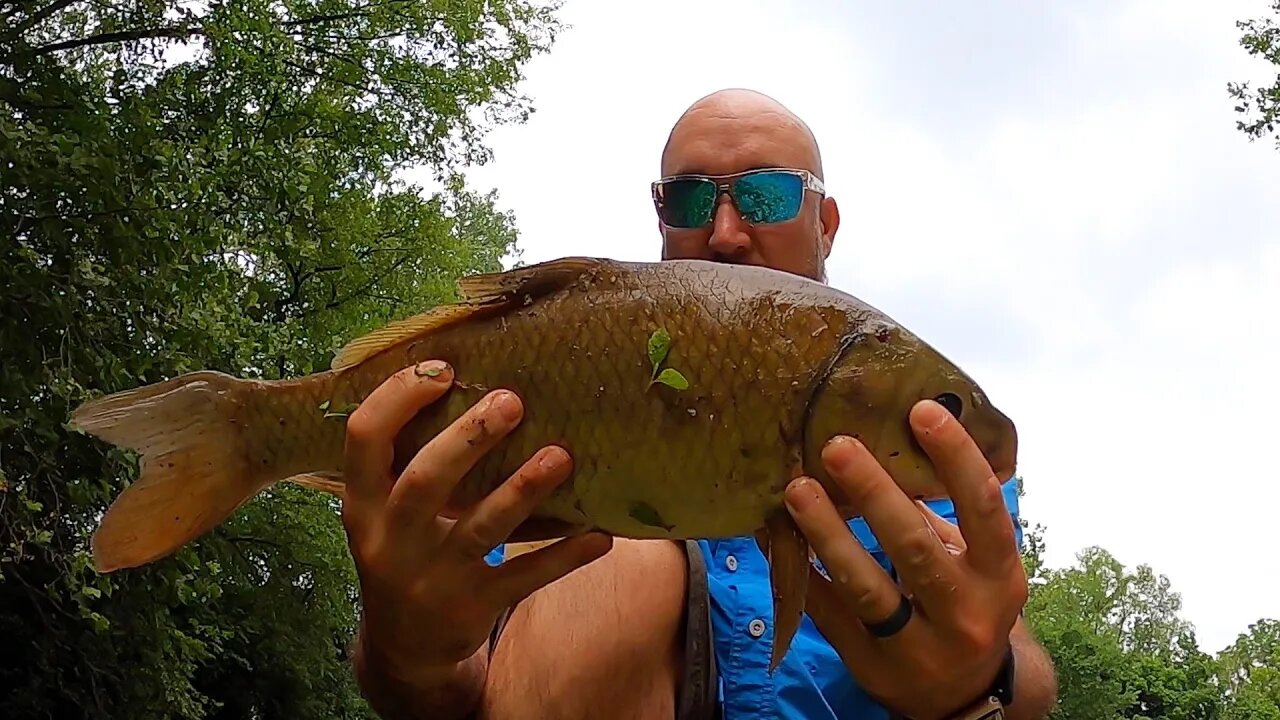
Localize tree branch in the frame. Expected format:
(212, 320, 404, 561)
(28, 25, 203, 57)
(325, 255, 409, 311)
(282, 0, 410, 28)
(7, 0, 79, 39)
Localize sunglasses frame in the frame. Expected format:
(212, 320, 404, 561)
(650, 167, 826, 228)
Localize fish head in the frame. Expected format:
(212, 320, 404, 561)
(803, 322, 1018, 506)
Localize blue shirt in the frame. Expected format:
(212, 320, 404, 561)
(487, 478, 1024, 719)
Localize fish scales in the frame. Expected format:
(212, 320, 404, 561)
(67, 255, 1018, 672)
(368, 260, 861, 540)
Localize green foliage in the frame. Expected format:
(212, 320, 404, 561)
(646, 326, 688, 390)
(1218, 619, 1280, 719)
(648, 327, 672, 370)
(1229, 0, 1280, 148)
(0, 0, 561, 717)
(1021, 533, 1277, 718)
(654, 367, 690, 391)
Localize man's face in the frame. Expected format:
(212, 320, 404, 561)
(655, 100, 839, 282)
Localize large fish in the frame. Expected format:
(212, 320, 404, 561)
(68, 256, 1017, 671)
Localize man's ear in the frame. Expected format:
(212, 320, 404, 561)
(819, 196, 840, 258)
(658, 219, 670, 259)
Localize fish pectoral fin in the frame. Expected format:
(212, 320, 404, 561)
(455, 256, 605, 305)
(284, 471, 346, 498)
(766, 510, 810, 673)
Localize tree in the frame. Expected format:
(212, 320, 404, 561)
(0, 0, 562, 717)
(1228, 0, 1280, 148)
(1022, 542, 1224, 719)
(1218, 619, 1280, 719)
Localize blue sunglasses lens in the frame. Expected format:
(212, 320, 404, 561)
(658, 178, 717, 228)
(734, 171, 805, 224)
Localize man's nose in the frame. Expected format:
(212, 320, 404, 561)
(707, 197, 752, 258)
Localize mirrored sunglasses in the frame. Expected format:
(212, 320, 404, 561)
(651, 168, 825, 229)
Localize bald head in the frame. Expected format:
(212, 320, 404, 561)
(655, 88, 840, 284)
(660, 88, 824, 180)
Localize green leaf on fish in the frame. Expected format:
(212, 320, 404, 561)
(318, 400, 330, 412)
(646, 327, 688, 391)
(654, 368, 689, 391)
(648, 327, 671, 372)
(628, 500, 674, 531)
(323, 402, 360, 419)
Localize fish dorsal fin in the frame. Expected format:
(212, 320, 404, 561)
(330, 304, 481, 370)
(330, 257, 605, 371)
(456, 256, 604, 304)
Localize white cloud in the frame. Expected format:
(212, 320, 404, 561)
(405, 0, 1280, 652)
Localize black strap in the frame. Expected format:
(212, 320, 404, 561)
(676, 539, 721, 720)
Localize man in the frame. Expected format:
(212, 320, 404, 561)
(343, 88, 1059, 719)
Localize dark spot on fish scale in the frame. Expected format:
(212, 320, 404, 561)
(889, 451, 900, 458)
(875, 326, 892, 343)
(629, 501, 674, 531)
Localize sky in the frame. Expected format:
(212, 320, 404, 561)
(402, 0, 1280, 653)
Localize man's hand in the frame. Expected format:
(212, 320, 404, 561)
(784, 399, 1029, 720)
(342, 361, 613, 717)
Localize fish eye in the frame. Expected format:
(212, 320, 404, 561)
(934, 392, 963, 419)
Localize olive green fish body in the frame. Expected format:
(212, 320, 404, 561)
(360, 258, 869, 541)
(68, 256, 1017, 672)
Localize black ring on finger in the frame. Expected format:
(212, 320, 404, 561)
(863, 593, 913, 638)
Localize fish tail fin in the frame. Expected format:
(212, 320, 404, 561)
(765, 510, 811, 673)
(69, 370, 282, 573)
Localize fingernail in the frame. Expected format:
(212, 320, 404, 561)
(823, 436, 859, 473)
(538, 446, 569, 471)
(785, 478, 820, 513)
(414, 360, 450, 380)
(490, 390, 522, 423)
(913, 400, 948, 432)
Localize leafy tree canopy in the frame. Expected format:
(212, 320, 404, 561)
(1, 0, 561, 717)
(1229, 0, 1280, 148)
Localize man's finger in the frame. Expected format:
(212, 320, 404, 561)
(489, 533, 614, 606)
(917, 500, 966, 556)
(384, 389, 525, 539)
(343, 361, 455, 503)
(820, 437, 963, 608)
(784, 475, 904, 626)
(442, 445, 574, 561)
(909, 400, 1019, 577)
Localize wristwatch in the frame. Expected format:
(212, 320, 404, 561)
(944, 644, 1016, 720)
(945, 696, 1005, 720)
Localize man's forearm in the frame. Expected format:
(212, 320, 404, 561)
(1003, 618, 1058, 720)
(351, 627, 488, 720)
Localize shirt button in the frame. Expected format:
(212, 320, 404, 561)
(725, 555, 738, 571)
(748, 618, 766, 637)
